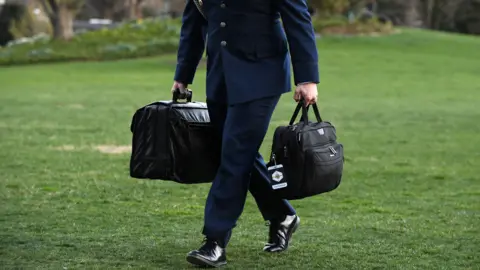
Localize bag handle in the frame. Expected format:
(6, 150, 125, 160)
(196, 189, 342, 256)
(311, 103, 322, 122)
(288, 100, 323, 125)
(289, 100, 308, 125)
(172, 88, 192, 103)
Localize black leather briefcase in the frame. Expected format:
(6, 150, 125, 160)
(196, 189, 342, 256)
(129, 89, 220, 184)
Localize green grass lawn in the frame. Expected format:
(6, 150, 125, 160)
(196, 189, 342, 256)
(1, 29, 479, 269)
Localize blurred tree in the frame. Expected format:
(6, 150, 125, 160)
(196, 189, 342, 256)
(421, 0, 464, 30)
(314, 0, 478, 34)
(404, 0, 421, 26)
(39, 0, 85, 40)
(84, 0, 124, 20)
(375, 0, 460, 29)
(124, 0, 145, 20)
(8, 6, 46, 39)
(454, 0, 480, 35)
(348, 0, 368, 13)
(0, 4, 23, 45)
(80, 0, 145, 21)
(309, 0, 351, 17)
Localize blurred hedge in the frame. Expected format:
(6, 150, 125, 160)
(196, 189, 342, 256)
(313, 16, 394, 36)
(0, 18, 180, 66)
(0, 16, 393, 66)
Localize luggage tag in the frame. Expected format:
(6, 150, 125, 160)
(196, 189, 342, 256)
(267, 154, 288, 190)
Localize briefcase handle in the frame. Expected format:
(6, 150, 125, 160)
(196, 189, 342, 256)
(289, 100, 323, 125)
(172, 88, 193, 103)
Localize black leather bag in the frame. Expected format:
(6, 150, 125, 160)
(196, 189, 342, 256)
(267, 101, 344, 200)
(129, 89, 220, 184)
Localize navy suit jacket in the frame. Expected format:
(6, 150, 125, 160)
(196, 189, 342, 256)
(174, 0, 319, 105)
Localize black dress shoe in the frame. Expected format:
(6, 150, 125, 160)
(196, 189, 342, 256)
(186, 238, 227, 268)
(263, 215, 300, 252)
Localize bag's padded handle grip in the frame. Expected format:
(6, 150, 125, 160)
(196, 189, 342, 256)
(172, 88, 192, 103)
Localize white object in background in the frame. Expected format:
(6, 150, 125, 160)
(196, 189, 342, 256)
(89, 18, 112, 25)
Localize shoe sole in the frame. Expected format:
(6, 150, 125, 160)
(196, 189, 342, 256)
(186, 254, 227, 268)
(264, 216, 300, 253)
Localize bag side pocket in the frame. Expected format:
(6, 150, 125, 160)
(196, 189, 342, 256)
(304, 143, 344, 196)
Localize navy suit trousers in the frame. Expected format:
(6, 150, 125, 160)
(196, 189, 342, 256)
(202, 87, 296, 246)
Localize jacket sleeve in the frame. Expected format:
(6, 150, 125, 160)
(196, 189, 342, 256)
(279, 0, 319, 85)
(174, 0, 207, 84)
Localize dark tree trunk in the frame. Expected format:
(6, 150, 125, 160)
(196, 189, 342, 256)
(40, 0, 83, 40)
(53, 4, 75, 40)
(101, 7, 115, 20)
(404, 0, 421, 27)
(124, 0, 146, 20)
(125, 0, 135, 20)
(425, 0, 435, 28)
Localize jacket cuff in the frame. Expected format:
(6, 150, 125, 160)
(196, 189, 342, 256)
(292, 62, 320, 86)
(174, 63, 197, 84)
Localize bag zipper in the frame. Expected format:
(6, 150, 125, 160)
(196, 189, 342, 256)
(304, 143, 341, 152)
(297, 126, 335, 143)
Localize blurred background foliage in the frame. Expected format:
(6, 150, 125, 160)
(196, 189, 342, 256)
(0, 0, 479, 65)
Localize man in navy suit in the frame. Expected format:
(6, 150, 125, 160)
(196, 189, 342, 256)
(172, 0, 319, 267)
